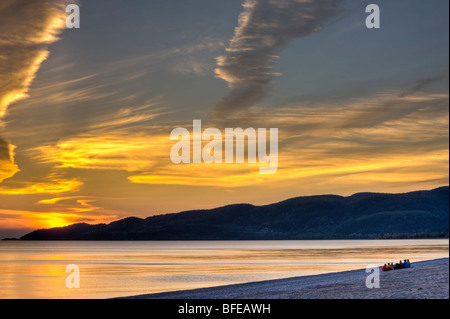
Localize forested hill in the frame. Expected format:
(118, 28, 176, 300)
(19, 186, 449, 240)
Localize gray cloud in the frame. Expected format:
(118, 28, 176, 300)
(214, 0, 341, 115)
(341, 74, 448, 129)
(398, 74, 446, 98)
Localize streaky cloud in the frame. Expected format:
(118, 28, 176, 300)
(214, 0, 341, 116)
(0, 136, 19, 182)
(0, 0, 72, 118)
(0, 0, 73, 185)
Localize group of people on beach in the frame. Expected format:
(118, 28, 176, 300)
(382, 259, 411, 272)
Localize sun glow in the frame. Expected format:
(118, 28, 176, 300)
(0, 209, 119, 231)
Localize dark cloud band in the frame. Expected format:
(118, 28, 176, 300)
(215, 0, 341, 114)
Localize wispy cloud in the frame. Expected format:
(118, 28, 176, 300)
(171, 58, 212, 76)
(38, 196, 102, 213)
(166, 38, 225, 76)
(129, 89, 448, 189)
(0, 0, 71, 118)
(0, 0, 71, 186)
(32, 133, 168, 172)
(0, 176, 82, 195)
(165, 37, 225, 56)
(0, 137, 19, 182)
(30, 99, 170, 172)
(214, 0, 341, 115)
(86, 102, 168, 131)
(24, 79, 448, 192)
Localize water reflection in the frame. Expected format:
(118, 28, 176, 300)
(0, 240, 448, 299)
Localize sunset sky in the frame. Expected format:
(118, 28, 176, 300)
(0, 0, 448, 238)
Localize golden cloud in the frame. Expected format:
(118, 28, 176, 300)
(26, 90, 448, 191)
(33, 133, 169, 172)
(0, 0, 70, 118)
(38, 196, 102, 213)
(0, 177, 82, 195)
(0, 138, 19, 182)
(128, 163, 268, 187)
(0, 0, 73, 191)
(129, 91, 448, 189)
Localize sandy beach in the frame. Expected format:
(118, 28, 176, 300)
(121, 257, 449, 299)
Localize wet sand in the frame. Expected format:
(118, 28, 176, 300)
(120, 257, 449, 299)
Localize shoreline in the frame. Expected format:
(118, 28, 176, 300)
(119, 257, 449, 299)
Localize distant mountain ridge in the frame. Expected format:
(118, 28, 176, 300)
(20, 186, 449, 240)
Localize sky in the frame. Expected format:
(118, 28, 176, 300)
(0, 0, 448, 238)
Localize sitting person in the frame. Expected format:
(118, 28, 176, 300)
(387, 263, 394, 271)
(402, 259, 409, 268)
(382, 264, 389, 272)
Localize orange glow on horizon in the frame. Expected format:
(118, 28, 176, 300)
(0, 209, 119, 231)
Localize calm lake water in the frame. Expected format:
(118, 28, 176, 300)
(0, 239, 448, 299)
